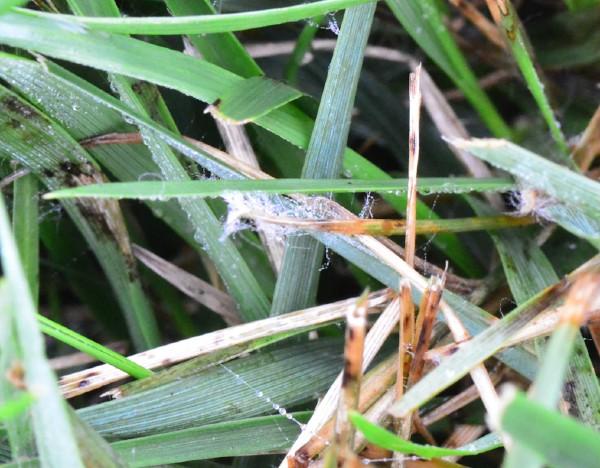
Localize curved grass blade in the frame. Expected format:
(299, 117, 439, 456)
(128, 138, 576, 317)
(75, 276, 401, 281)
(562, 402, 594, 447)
(45, 177, 515, 200)
(112, 412, 312, 466)
(18, 0, 373, 35)
(0, 199, 85, 466)
(271, 2, 377, 315)
(37, 315, 152, 380)
(350, 411, 501, 458)
(488, 0, 570, 160)
(0, 85, 160, 350)
(164, 0, 262, 77)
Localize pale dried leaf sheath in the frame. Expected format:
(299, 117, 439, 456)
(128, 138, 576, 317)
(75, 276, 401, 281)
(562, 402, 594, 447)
(335, 292, 368, 461)
(133, 244, 240, 325)
(405, 64, 422, 269)
(59, 289, 392, 398)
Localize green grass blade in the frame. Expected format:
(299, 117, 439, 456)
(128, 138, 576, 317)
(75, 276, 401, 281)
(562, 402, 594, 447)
(11, 173, 38, 301)
(44, 177, 515, 200)
(492, 0, 570, 159)
(350, 411, 501, 458)
(36, 315, 152, 379)
(164, 0, 262, 77)
(18, 0, 373, 35)
(0, 85, 160, 350)
(384, 0, 511, 138)
(271, 2, 377, 315)
(503, 323, 580, 468)
(0, 197, 85, 466)
(284, 17, 322, 84)
(112, 413, 312, 465)
(0, 394, 35, 423)
(451, 138, 600, 240)
(499, 390, 600, 468)
(211, 76, 302, 123)
(78, 339, 344, 439)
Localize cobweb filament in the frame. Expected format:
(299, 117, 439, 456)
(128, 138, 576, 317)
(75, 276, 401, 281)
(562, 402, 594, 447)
(217, 363, 331, 447)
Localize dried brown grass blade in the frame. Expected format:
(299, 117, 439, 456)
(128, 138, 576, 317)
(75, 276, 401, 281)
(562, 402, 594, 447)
(396, 280, 414, 400)
(334, 292, 368, 463)
(448, 0, 505, 49)
(573, 105, 600, 172)
(133, 244, 240, 325)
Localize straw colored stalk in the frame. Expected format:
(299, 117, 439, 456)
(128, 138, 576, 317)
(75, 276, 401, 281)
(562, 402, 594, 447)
(332, 293, 368, 466)
(336, 293, 368, 442)
(404, 64, 422, 269)
(572, 105, 600, 172)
